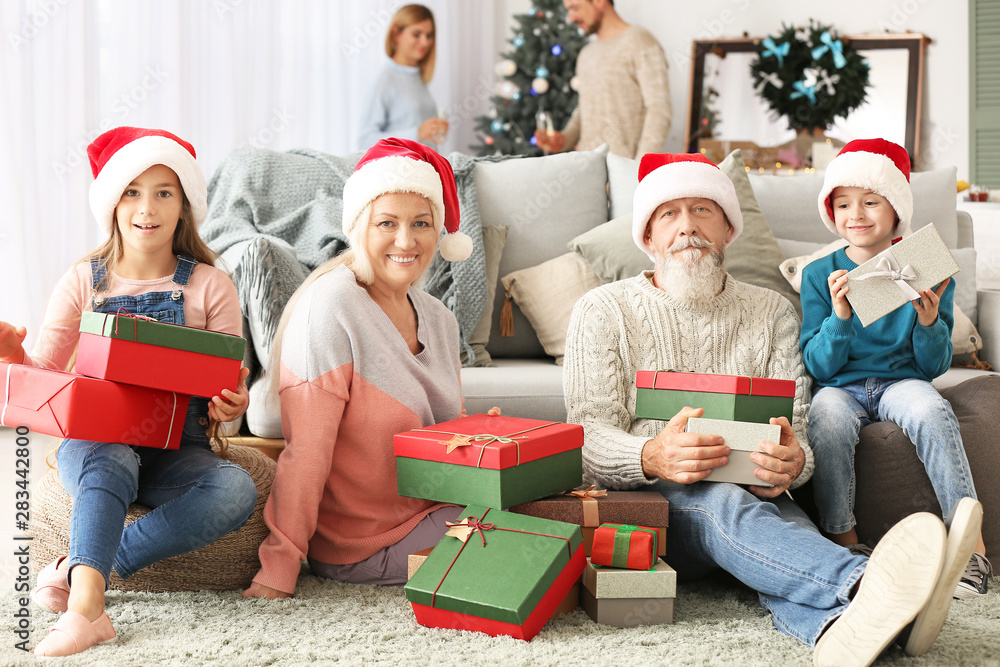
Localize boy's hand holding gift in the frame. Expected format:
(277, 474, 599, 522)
(827, 270, 853, 320)
(912, 278, 949, 328)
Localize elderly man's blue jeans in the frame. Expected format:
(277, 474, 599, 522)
(808, 377, 978, 535)
(652, 480, 866, 646)
(56, 400, 257, 586)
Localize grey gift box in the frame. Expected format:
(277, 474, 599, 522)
(845, 224, 960, 327)
(685, 417, 780, 487)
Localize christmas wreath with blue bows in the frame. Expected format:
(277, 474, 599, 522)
(750, 21, 870, 133)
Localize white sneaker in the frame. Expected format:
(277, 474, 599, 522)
(814, 512, 946, 667)
(904, 498, 983, 656)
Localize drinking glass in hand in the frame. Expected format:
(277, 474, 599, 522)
(535, 110, 554, 155)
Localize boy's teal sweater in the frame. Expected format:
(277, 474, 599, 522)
(800, 246, 954, 388)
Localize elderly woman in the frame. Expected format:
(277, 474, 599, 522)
(243, 139, 472, 598)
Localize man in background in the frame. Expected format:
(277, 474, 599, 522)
(535, 0, 671, 159)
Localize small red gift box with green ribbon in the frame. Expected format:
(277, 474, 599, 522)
(403, 505, 585, 640)
(590, 522, 659, 571)
(76, 310, 245, 399)
(393, 413, 583, 509)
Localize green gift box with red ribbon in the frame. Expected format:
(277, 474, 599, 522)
(404, 505, 585, 641)
(393, 413, 583, 509)
(635, 370, 794, 425)
(590, 522, 658, 570)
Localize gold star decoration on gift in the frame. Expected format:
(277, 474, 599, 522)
(440, 434, 472, 454)
(444, 520, 474, 543)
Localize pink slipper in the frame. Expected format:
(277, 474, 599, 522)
(34, 611, 116, 657)
(30, 556, 70, 614)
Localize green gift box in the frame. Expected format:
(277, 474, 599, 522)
(404, 506, 585, 640)
(635, 370, 794, 424)
(394, 413, 583, 509)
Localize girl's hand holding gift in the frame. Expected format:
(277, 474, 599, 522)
(0, 321, 27, 364)
(208, 366, 250, 423)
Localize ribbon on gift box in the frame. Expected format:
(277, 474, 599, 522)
(854, 254, 920, 301)
(413, 421, 560, 468)
(563, 486, 608, 527)
(591, 523, 658, 571)
(431, 508, 573, 607)
(108, 307, 159, 341)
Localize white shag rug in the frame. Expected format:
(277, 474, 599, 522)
(2, 572, 998, 666)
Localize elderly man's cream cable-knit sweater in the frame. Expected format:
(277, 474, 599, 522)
(563, 272, 813, 491)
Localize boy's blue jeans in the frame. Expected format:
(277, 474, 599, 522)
(808, 377, 978, 535)
(654, 480, 866, 646)
(56, 399, 258, 586)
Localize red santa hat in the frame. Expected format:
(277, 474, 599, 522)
(818, 138, 913, 237)
(342, 138, 471, 262)
(632, 152, 744, 260)
(87, 126, 207, 233)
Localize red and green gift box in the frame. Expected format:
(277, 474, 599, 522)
(403, 505, 585, 640)
(590, 522, 658, 570)
(509, 488, 668, 556)
(1, 362, 188, 449)
(76, 311, 245, 398)
(635, 370, 794, 424)
(393, 413, 583, 509)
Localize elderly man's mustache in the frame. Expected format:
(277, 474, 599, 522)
(666, 236, 714, 253)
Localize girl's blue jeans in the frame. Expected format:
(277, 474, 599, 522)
(56, 399, 258, 587)
(654, 480, 867, 646)
(808, 377, 978, 535)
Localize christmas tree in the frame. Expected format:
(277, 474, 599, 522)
(470, 0, 587, 157)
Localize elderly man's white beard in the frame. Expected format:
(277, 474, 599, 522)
(653, 237, 727, 302)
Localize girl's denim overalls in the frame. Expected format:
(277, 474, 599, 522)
(56, 256, 256, 584)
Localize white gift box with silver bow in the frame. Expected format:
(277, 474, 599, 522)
(845, 224, 960, 327)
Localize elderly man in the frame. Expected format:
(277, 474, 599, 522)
(563, 152, 980, 666)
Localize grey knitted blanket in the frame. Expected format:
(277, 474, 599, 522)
(201, 147, 488, 365)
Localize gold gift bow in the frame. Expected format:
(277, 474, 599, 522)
(854, 255, 920, 301)
(564, 485, 608, 527)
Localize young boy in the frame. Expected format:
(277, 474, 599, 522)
(800, 138, 991, 598)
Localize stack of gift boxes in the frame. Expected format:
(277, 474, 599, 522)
(0, 311, 244, 450)
(395, 411, 677, 640)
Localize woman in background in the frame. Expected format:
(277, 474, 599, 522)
(358, 4, 448, 150)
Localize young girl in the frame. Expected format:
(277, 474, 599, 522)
(358, 4, 448, 150)
(0, 126, 257, 657)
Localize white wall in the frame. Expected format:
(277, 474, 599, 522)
(502, 0, 970, 174)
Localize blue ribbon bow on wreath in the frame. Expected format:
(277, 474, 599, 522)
(811, 31, 847, 69)
(789, 70, 819, 104)
(761, 37, 790, 67)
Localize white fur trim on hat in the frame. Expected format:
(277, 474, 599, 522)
(817, 151, 913, 237)
(342, 155, 445, 239)
(89, 135, 207, 233)
(632, 162, 744, 260)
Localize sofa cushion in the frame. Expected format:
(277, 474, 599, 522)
(463, 225, 509, 367)
(460, 359, 567, 421)
(567, 214, 652, 283)
(749, 167, 959, 248)
(500, 252, 603, 364)
(718, 150, 802, 316)
(475, 145, 609, 359)
(607, 151, 640, 220)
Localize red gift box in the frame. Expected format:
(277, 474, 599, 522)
(394, 413, 582, 469)
(591, 523, 658, 570)
(1, 362, 188, 449)
(635, 370, 794, 396)
(76, 311, 244, 398)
